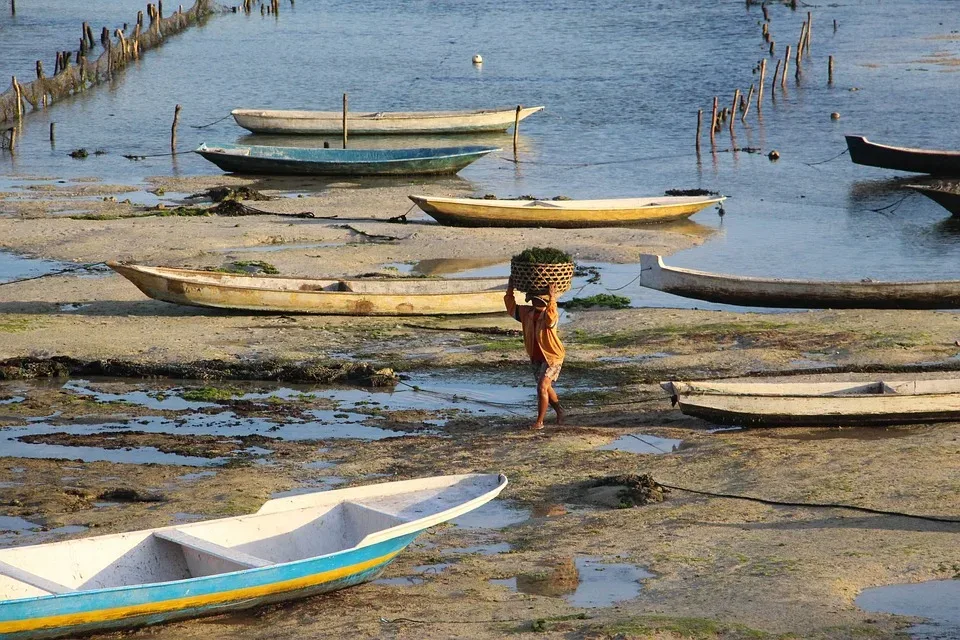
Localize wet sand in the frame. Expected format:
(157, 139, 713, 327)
(1, 179, 959, 639)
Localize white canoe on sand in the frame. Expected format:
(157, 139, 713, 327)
(661, 379, 960, 427)
(0, 474, 507, 639)
(638, 254, 960, 309)
(231, 106, 545, 135)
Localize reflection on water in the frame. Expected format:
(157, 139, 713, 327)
(857, 579, 960, 640)
(0, 1, 958, 284)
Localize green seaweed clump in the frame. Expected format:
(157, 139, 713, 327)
(513, 247, 573, 264)
(562, 294, 631, 310)
(216, 260, 279, 275)
(180, 386, 242, 402)
(68, 148, 89, 159)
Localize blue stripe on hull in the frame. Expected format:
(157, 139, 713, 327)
(196, 151, 489, 176)
(0, 533, 417, 640)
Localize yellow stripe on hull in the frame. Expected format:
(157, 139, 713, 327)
(411, 196, 725, 228)
(0, 549, 400, 634)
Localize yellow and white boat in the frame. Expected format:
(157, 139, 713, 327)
(408, 195, 725, 228)
(108, 263, 514, 316)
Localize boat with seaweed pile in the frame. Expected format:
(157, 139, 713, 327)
(232, 106, 544, 135)
(408, 195, 725, 228)
(109, 263, 513, 316)
(195, 142, 498, 176)
(906, 184, 960, 216)
(845, 135, 960, 175)
(661, 379, 960, 426)
(0, 474, 506, 639)
(637, 254, 960, 309)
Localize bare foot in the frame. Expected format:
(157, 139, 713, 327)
(554, 402, 565, 425)
(530, 422, 545, 431)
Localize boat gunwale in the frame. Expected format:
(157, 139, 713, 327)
(108, 263, 509, 298)
(846, 135, 960, 159)
(230, 106, 545, 121)
(409, 195, 726, 212)
(645, 254, 960, 288)
(195, 143, 501, 165)
(0, 474, 507, 608)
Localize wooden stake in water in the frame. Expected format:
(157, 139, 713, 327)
(8, 126, 16, 152)
(762, 4, 769, 21)
(513, 105, 521, 154)
(342, 93, 348, 149)
(10, 0, 14, 16)
(729, 88, 740, 132)
(781, 46, 791, 88)
(769, 40, 775, 56)
(49, 122, 55, 143)
(828, 55, 834, 85)
(742, 84, 755, 121)
(771, 58, 782, 92)
(710, 96, 718, 146)
(696, 108, 702, 152)
(171, 104, 181, 152)
(758, 58, 767, 108)
(806, 11, 812, 51)
(833, 19, 837, 32)
(12, 76, 22, 120)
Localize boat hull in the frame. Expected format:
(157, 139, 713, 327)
(908, 185, 960, 216)
(0, 533, 414, 640)
(231, 106, 544, 135)
(194, 143, 498, 176)
(674, 393, 960, 427)
(109, 263, 511, 315)
(409, 196, 724, 228)
(638, 254, 960, 309)
(845, 135, 960, 175)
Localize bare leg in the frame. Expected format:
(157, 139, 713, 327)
(533, 377, 550, 429)
(547, 384, 565, 424)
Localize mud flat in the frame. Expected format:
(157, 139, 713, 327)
(0, 179, 959, 639)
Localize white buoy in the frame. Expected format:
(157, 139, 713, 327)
(472, 54, 483, 65)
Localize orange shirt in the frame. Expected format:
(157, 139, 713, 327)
(504, 291, 566, 365)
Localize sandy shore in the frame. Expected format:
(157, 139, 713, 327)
(1, 177, 959, 639)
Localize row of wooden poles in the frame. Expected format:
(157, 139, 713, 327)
(696, 5, 837, 151)
(2, 1, 214, 151)
(237, 0, 288, 15)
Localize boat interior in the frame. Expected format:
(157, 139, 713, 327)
(664, 379, 960, 397)
(0, 475, 497, 601)
(141, 266, 507, 294)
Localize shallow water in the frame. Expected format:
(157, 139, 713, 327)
(856, 579, 960, 639)
(598, 433, 683, 455)
(492, 556, 651, 608)
(2, 1, 960, 285)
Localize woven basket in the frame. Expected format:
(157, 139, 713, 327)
(510, 258, 575, 295)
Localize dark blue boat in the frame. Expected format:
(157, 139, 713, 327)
(194, 142, 499, 176)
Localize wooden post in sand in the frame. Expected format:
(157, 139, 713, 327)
(513, 105, 521, 154)
(171, 104, 181, 151)
(710, 96, 718, 146)
(342, 93, 348, 149)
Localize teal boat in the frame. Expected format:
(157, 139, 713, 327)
(195, 142, 499, 176)
(0, 474, 507, 639)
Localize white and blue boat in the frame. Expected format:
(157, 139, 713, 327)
(195, 142, 499, 176)
(0, 473, 507, 639)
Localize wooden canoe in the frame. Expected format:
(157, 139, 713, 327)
(108, 263, 514, 316)
(661, 379, 960, 426)
(906, 184, 960, 216)
(0, 474, 507, 639)
(231, 106, 544, 135)
(194, 142, 498, 176)
(408, 195, 725, 228)
(845, 135, 960, 175)
(637, 254, 960, 309)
